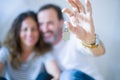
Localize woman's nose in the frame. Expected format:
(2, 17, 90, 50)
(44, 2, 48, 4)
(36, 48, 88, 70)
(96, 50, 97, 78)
(27, 30, 32, 36)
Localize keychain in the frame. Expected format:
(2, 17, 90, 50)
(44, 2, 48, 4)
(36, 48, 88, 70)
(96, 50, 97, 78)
(63, 28, 70, 41)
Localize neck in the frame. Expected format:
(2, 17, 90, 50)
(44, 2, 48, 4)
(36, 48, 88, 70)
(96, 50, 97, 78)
(20, 45, 34, 62)
(22, 45, 34, 54)
(53, 34, 62, 45)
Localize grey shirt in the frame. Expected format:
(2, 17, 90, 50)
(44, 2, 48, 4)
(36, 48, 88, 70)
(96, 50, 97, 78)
(0, 47, 53, 80)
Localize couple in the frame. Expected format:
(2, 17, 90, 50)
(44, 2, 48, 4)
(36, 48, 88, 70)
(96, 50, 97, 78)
(0, 0, 105, 80)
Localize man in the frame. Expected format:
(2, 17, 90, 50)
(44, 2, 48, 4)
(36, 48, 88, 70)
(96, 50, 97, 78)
(37, 0, 105, 80)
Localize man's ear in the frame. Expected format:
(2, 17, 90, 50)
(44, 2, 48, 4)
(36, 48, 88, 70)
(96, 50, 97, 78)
(59, 20, 64, 28)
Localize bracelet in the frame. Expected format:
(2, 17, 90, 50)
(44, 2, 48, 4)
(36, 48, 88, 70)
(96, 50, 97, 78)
(82, 41, 98, 48)
(82, 34, 99, 48)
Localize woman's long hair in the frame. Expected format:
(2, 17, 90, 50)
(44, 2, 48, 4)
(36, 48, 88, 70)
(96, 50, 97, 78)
(3, 11, 52, 69)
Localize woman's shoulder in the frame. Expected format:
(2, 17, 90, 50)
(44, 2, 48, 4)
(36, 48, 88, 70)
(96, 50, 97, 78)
(0, 46, 10, 63)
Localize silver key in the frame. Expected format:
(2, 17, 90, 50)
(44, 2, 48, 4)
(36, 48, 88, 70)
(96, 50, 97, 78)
(63, 28, 70, 41)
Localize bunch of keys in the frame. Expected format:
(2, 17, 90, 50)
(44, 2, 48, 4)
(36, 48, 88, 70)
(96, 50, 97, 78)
(63, 28, 70, 41)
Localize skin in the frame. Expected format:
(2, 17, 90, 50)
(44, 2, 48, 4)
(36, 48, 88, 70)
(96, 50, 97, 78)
(38, 8, 63, 45)
(20, 17, 39, 62)
(45, 60, 60, 80)
(20, 17, 60, 79)
(0, 17, 38, 76)
(62, 0, 105, 56)
(38, 0, 105, 57)
(0, 17, 39, 75)
(0, 17, 60, 79)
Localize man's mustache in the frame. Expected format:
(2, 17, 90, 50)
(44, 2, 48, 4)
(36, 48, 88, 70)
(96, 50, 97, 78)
(43, 31, 54, 35)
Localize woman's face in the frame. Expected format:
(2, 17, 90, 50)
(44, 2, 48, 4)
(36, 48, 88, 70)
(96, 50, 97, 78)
(20, 17, 39, 48)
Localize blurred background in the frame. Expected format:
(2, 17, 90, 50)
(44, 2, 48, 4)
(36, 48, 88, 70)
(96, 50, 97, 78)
(0, 0, 120, 80)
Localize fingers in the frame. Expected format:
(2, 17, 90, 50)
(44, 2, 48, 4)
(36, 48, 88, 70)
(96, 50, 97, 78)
(85, 0, 92, 15)
(64, 21, 76, 33)
(73, 0, 86, 13)
(62, 8, 79, 27)
(65, 21, 83, 34)
(78, 13, 89, 23)
(67, 0, 79, 12)
(66, 0, 93, 15)
(62, 8, 74, 17)
(65, 21, 86, 40)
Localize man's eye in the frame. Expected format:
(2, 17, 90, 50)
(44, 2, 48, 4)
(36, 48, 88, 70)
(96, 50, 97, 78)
(23, 28, 27, 31)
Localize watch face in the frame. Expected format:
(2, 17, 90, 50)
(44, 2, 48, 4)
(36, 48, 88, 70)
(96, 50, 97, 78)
(63, 28, 70, 41)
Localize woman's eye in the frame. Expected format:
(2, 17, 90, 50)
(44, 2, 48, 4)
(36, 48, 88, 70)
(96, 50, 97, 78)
(21, 28, 27, 32)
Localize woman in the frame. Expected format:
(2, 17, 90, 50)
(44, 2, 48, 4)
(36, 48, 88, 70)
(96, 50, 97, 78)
(0, 11, 60, 80)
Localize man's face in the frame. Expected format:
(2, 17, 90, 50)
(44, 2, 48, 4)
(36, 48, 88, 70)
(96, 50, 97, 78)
(38, 8, 63, 44)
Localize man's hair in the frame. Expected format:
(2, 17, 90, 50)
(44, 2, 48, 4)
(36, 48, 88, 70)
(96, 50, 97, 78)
(38, 4, 64, 20)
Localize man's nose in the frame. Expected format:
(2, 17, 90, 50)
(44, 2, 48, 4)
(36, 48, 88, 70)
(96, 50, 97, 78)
(40, 24, 48, 33)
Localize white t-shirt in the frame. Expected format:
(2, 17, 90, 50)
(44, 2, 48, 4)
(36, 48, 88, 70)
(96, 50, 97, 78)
(53, 34, 104, 80)
(0, 47, 53, 80)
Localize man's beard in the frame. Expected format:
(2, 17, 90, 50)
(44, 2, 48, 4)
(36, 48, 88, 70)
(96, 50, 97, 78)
(44, 31, 60, 44)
